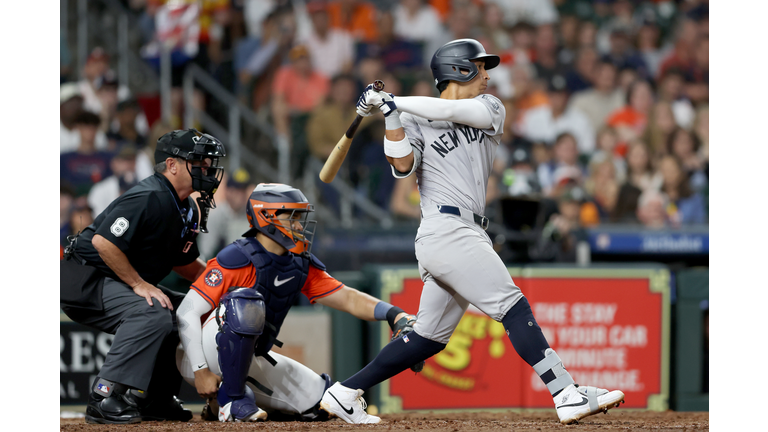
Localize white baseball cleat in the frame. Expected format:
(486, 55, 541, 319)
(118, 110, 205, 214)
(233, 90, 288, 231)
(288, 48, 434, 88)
(320, 382, 381, 424)
(218, 401, 267, 422)
(554, 383, 625, 425)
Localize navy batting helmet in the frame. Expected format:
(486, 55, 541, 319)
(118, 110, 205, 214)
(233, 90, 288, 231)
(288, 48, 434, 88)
(244, 183, 317, 256)
(430, 39, 500, 90)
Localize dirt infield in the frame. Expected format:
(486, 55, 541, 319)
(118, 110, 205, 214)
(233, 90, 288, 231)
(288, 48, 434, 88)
(60, 410, 708, 431)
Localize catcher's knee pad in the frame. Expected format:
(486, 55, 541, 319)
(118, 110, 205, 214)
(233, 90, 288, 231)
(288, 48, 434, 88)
(219, 288, 266, 336)
(216, 288, 266, 404)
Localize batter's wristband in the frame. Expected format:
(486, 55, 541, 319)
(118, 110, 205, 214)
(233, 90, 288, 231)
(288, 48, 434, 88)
(386, 306, 405, 328)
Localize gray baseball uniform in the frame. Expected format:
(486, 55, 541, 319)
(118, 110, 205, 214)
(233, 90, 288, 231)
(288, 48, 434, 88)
(396, 94, 524, 344)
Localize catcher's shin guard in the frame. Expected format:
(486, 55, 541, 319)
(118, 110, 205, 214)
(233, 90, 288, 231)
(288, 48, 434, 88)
(216, 289, 266, 407)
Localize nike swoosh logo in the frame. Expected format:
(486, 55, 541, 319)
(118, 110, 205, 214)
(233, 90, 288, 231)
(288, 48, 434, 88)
(329, 392, 354, 415)
(559, 396, 589, 409)
(274, 276, 295, 287)
(197, 364, 206, 369)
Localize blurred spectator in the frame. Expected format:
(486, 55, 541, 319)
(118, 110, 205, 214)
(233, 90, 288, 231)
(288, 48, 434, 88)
(642, 100, 677, 157)
(535, 185, 586, 263)
(625, 140, 662, 194)
(271, 44, 331, 178)
(503, 21, 537, 66)
(485, 0, 558, 27)
(576, 19, 597, 49)
(511, 63, 549, 122)
(589, 126, 627, 185)
(107, 99, 149, 149)
(683, 36, 708, 104)
(611, 183, 642, 224)
(635, 19, 670, 79)
(537, 132, 586, 196)
(568, 61, 623, 132)
(238, 8, 295, 111)
(306, 74, 358, 161)
(94, 71, 120, 136)
(519, 74, 595, 154)
(78, 47, 131, 115)
(425, 4, 480, 61)
(556, 13, 580, 66)
(356, 11, 423, 72)
(326, 0, 379, 43)
(498, 142, 542, 198)
(606, 79, 654, 145)
(636, 189, 669, 228)
(242, 0, 278, 38)
(533, 23, 567, 86)
(666, 127, 707, 193)
(60, 84, 109, 153)
(583, 158, 619, 223)
(302, 1, 355, 79)
(602, 26, 649, 78)
(658, 155, 706, 225)
(616, 65, 638, 96)
(693, 105, 709, 163)
(390, 175, 421, 221)
(60, 111, 115, 196)
(356, 57, 386, 90)
(409, 77, 438, 97)
(656, 68, 695, 129)
(564, 46, 597, 93)
(87, 145, 141, 216)
(478, 2, 511, 52)
(393, 0, 443, 48)
(67, 200, 95, 241)
(197, 168, 255, 260)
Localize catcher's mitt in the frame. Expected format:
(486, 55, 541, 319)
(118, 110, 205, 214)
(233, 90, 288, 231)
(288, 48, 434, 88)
(391, 314, 425, 373)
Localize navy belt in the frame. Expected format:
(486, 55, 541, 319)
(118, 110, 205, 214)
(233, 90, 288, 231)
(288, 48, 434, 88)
(437, 205, 489, 230)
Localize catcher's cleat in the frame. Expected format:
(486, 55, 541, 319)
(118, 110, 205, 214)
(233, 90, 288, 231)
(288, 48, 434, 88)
(218, 397, 267, 422)
(554, 383, 625, 425)
(320, 382, 381, 424)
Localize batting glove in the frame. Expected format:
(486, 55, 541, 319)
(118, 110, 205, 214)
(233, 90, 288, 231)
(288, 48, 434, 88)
(390, 314, 425, 373)
(356, 85, 375, 117)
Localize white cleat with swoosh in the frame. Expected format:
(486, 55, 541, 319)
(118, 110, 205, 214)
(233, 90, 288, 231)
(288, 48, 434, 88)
(555, 383, 625, 424)
(320, 382, 381, 424)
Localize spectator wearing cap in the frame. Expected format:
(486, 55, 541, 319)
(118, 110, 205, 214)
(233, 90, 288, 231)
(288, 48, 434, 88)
(537, 132, 587, 197)
(87, 145, 141, 216)
(602, 27, 650, 79)
(636, 19, 671, 80)
(196, 169, 254, 260)
(300, 1, 355, 79)
(271, 44, 331, 178)
(326, 0, 379, 43)
(519, 74, 596, 154)
(61, 111, 116, 196)
(568, 60, 624, 132)
(78, 47, 131, 115)
(61, 83, 110, 153)
(533, 184, 588, 263)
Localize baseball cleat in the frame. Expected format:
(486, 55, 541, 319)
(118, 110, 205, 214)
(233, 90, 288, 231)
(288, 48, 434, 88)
(554, 383, 625, 425)
(85, 392, 141, 424)
(218, 399, 267, 422)
(320, 382, 381, 424)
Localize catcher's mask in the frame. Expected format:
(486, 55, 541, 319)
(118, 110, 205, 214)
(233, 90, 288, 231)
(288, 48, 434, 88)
(244, 183, 317, 256)
(155, 129, 226, 205)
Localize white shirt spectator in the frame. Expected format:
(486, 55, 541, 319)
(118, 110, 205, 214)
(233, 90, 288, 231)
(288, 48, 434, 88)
(60, 122, 109, 153)
(300, 29, 354, 79)
(393, 3, 443, 44)
(484, 0, 558, 26)
(243, 0, 276, 38)
(519, 105, 596, 154)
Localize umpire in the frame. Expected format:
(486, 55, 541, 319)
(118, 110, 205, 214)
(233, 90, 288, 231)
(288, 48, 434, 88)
(61, 129, 226, 424)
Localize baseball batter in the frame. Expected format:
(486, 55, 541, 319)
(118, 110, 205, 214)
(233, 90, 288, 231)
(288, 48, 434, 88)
(320, 39, 625, 425)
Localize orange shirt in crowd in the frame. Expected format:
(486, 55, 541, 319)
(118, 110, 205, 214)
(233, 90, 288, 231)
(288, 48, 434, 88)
(607, 107, 647, 134)
(326, 1, 379, 42)
(191, 258, 345, 309)
(273, 67, 331, 114)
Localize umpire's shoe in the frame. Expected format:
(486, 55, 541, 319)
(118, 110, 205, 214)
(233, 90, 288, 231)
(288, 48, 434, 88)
(320, 382, 381, 424)
(126, 391, 193, 422)
(85, 391, 141, 424)
(554, 383, 625, 425)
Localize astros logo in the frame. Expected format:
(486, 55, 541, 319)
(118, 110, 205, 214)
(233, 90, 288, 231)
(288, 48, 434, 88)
(204, 269, 223, 287)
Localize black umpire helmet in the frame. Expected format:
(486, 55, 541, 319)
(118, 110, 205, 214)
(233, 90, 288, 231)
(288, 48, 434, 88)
(430, 38, 501, 90)
(155, 129, 226, 199)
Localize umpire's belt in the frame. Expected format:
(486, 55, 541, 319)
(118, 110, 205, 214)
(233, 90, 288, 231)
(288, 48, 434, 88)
(425, 204, 489, 230)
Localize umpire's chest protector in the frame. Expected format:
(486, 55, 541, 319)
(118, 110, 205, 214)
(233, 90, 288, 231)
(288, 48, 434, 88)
(217, 237, 318, 342)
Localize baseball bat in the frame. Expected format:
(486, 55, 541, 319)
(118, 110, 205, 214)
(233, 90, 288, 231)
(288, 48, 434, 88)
(319, 80, 385, 183)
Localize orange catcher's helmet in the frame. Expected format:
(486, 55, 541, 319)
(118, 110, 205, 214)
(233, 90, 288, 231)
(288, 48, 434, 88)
(244, 183, 316, 255)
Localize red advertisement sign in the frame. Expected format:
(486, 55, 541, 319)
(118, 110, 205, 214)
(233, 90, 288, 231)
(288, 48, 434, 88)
(382, 269, 669, 412)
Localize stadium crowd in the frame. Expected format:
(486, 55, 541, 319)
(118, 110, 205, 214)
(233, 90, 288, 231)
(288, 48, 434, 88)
(61, 0, 709, 260)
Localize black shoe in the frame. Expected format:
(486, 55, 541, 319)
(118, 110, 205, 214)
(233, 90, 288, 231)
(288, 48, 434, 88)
(85, 391, 141, 424)
(131, 394, 193, 422)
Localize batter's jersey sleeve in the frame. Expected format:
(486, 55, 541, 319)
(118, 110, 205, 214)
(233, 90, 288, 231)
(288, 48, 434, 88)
(476, 94, 506, 137)
(190, 258, 257, 308)
(301, 266, 345, 304)
(390, 112, 424, 179)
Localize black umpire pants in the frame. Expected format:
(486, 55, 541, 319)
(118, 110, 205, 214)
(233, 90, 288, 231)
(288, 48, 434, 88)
(62, 277, 186, 396)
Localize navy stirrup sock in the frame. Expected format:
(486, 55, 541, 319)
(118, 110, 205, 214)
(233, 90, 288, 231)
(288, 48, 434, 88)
(342, 332, 445, 391)
(501, 297, 551, 367)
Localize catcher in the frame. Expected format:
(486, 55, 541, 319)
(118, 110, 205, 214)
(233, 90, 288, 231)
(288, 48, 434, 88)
(175, 183, 420, 422)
